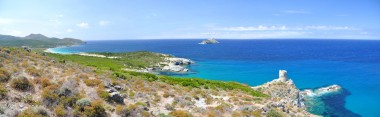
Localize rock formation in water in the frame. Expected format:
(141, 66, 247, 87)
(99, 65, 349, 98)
(199, 38, 219, 44)
(252, 70, 317, 117)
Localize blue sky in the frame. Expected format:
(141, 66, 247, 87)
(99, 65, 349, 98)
(0, 0, 379, 40)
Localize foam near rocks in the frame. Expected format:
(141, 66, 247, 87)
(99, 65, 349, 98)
(301, 84, 342, 97)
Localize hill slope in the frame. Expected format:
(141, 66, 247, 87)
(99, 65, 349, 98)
(0, 34, 83, 48)
(0, 47, 316, 117)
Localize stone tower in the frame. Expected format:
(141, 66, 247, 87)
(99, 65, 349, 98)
(278, 70, 288, 82)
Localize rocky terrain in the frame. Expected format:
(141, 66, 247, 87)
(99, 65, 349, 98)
(252, 70, 318, 117)
(0, 47, 317, 117)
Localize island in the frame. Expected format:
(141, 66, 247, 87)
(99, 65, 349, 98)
(199, 38, 219, 44)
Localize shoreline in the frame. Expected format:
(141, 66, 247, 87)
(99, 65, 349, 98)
(45, 47, 195, 74)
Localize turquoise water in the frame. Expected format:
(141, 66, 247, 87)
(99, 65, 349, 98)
(50, 39, 380, 116)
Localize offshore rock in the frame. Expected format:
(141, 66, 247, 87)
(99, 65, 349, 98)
(199, 38, 219, 44)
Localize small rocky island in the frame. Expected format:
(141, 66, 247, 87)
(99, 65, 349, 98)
(199, 38, 219, 44)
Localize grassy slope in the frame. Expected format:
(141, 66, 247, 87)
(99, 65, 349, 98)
(47, 52, 267, 97)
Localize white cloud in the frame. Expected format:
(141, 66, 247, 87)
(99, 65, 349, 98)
(99, 20, 110, 26)
(302, 25, 356, 30)
(0, 28, 23, 36)
(283, 10, 310, 14)
(145, 31, 309, 39)
(77, 22, 89, 28)
(216, 25, 287, 31)
(56, 14, 64, 18)
(67, 29, 73, 33)
(0, 18, 13, 25)
(48, 19, 62, 24)
(215, 25, 357, 31)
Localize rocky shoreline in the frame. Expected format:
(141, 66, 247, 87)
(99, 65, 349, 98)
(252, 70, 342, 116)
(301, 85, 342, 97)
(123, 56, 194, 74)
(44, 49, 195, 74)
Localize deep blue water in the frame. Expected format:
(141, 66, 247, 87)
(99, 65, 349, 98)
(51, 39, 380, 117)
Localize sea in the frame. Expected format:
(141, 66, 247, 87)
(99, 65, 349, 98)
(49, 39, 380, 117)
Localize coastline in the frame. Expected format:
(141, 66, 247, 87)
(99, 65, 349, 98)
(45, 46, 195, 74)
(43, 41, 363, 116)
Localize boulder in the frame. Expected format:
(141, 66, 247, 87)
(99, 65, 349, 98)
(114, 85, 123, 90)
(110, 92, 124, 103)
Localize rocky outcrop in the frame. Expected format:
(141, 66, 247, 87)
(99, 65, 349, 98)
(124, 57, 194, 74)
(252, 70, 317, 116)
(199, 38, 219, 44)
(104, 83, 124, 104)
(160, 57, 193, 72)
(301, 84, 342, 97)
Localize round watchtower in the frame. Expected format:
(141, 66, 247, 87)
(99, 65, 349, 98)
(278, 70, 288, 82)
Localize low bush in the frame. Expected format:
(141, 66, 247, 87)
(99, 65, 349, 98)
(0, 84, 7, 98)
(169, 110, 192, 117)
(0, 68, 10, 82)
(41, 84, 60, 106)
(84, 79, 102, 87)
(267, 109, 286, 117)
(26, 67, 41, 77)
(97, 84, 110, 100)
(54, 104, 66, 117)
(115, 105, 127, 115)
(11, 77, 33, 91)
(83, 100, 107, 117)
(40, 77, 52, 88)
(76, 98, 91, 108)
(17, 106, 49, 117)
(78, 73, 89, 79)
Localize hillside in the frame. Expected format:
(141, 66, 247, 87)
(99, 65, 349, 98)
(0, 34, 84, 48)
(0, 47, 315, 117)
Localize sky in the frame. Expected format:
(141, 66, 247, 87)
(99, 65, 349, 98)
(0, 0, 379, 40)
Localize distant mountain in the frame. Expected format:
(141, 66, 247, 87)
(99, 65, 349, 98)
(24, 34, 50, 40)
(0, 34, 84, 48)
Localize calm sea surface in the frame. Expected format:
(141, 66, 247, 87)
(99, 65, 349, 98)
(51, 39, 380, 117)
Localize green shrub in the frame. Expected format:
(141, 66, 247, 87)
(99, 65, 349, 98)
(76, 98, 91, 107)
(40, 77, 52, 88)
(17, 107, 49, 117)
(11, 77, 33, 91)
(83, 100, 107, 117)
(115, 105, 126, 115)
(169, 110, 192, 117)
(84, 79, 102, 87)
(41, 84, 60, 106)
(0, 68, 10, 82)
(97, 84, 110, 100)
(26, 67, 41, 77)
(267, 109, 286, 117)
(54, 104, 66, 117)
(0, 84, 7, 98)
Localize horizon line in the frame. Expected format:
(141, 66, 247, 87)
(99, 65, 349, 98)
(83, 38, 380, 41)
